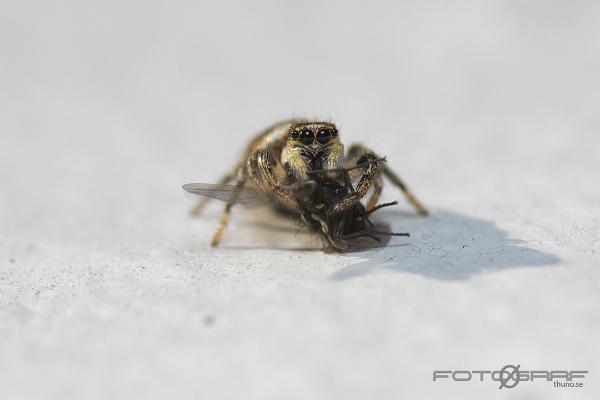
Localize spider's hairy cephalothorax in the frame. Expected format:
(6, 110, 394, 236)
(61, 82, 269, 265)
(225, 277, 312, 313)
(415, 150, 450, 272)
(283, 121, 345, 183)
(184, 119, 429, 252)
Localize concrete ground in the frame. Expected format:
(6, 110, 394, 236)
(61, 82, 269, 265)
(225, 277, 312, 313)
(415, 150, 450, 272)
(1, 1, 599, 399)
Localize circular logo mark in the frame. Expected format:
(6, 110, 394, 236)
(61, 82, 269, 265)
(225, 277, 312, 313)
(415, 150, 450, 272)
(499, 364, 521, 389)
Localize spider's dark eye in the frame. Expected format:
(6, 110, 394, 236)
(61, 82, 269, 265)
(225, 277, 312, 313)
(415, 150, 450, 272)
(300, 129, 314, 145)
(316, 128, 331, 144)
(291, 130, 299, 139)
(331, 127, 338, 137)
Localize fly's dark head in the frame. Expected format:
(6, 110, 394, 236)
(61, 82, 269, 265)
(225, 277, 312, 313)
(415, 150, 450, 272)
(303, 202, 372, 253)
(297, 174, 372, 252)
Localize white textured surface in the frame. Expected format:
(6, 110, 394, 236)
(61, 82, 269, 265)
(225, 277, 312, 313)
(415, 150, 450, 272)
(1, 1, 599, 399)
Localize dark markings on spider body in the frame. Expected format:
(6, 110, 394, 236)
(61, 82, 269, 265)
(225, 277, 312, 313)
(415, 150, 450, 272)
(184, 119, 428, 252)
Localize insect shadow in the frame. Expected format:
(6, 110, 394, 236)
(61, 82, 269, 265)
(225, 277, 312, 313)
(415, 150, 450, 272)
(331, 209, 560, 281)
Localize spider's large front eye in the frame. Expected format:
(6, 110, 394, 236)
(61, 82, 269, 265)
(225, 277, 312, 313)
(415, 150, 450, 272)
(316, 128, 331, 144)
(300, 129, 314, 145)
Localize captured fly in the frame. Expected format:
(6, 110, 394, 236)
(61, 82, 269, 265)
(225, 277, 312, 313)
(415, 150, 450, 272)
(183, 120, 428, 252)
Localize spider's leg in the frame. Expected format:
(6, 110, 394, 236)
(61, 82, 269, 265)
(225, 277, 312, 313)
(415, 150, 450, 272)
(366, 175, 384, 211)
(328, 152, 380, 216)
(345, 144, 383, 212)
(381, 165, 428, 216)
(247, 148, 300, 212)
(347, 143, 428, 216)
(210, 171, 247, 247)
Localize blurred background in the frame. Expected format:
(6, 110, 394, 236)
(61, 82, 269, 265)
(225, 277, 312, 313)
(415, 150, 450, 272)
(2, 0, 599, 227)
(1, 1, 599, 399)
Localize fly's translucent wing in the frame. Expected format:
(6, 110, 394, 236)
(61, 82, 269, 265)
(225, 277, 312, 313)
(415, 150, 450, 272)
(182, 183, 266, 207)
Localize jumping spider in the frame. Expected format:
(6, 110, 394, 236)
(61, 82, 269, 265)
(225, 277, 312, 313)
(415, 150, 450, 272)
(183, 120, 428, 252)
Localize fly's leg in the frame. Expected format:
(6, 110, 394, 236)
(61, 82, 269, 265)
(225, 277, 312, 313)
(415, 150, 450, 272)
(190, 165, 241, 217)
(210, 171, 247, 247)
(347, 144, 428, 216)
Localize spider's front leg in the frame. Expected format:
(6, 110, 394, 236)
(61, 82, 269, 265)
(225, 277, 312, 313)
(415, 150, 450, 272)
(247, 148, 301, 212)
(328, 153, 380, 216)
(211, 147, 302, 248)
(347, 144, 429, 216)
